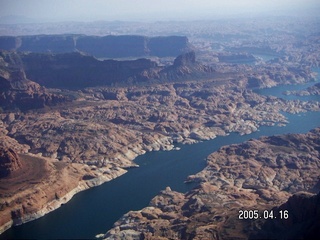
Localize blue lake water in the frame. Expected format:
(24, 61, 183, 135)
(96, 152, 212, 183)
(1, 78, 320, 239)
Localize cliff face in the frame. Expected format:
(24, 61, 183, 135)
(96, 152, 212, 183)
(0, 151, 127, 234)
(77, 35, 149, 58)
(14, 50, 211, 90)
(173, 51, 196, 66)
(18, 35, 75, 54)
(19, 51, 159, 89)
(0, 147, 22, 178)
(0, 35, 192, 58)
(148, 36, 191, 57)
(0, 49, 213, 110)
(0, 51, 70, 111)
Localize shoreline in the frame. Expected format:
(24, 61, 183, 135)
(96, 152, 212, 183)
(1, 79, 319, 236)
(1, 108, 319, 236)
(0, 163, 127, 235)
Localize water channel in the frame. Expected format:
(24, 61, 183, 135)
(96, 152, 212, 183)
(1, 73, 319, 239)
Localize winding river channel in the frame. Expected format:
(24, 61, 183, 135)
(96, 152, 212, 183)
(1, 73, 320, 239)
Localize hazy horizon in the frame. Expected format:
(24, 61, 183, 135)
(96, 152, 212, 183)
(1, 0, 320, 23)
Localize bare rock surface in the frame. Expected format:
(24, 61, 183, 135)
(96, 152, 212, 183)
(1, 60, 319, 234)
(0, 149, 126, 234)
(0, 147, 22, 177)
(1, 17, 320, 236)
(104, 129, 320, 239)
(0, 51, 70, 111)
(250, 191, 320, 239)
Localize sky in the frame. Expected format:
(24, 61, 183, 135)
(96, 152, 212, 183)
(0, 0, 319, 22)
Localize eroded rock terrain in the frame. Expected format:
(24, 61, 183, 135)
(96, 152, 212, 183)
(104, 129, 320, 240)
(0, 147, 22, 177)
(0, 17, 319, 237)
(0, 51, 70, 111)
(0, 143, 126, 234)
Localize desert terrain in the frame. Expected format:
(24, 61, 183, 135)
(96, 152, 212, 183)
(0, 16, 319, 238)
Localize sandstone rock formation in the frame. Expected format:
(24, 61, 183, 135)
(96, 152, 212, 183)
(251, 192, 320, 239)
(104, 129, 320, 239)
(0, 35, 192, 58)
(0, 51, 69, 111)
(1, 49, 319, 235)
(1, 50, 212, 90)
(20, 51, 158, 89)
(0, 147, 22, 178)
(0, 18, 320, 237)
(0, 151, 126, 234)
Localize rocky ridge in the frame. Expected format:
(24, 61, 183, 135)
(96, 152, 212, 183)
(19, 50, 212, 89)
(250, 192, 320, 239)
(1, 46, 317, 112)
(1, 20, 320, 236)
(3, 80, 319, 164)
(0, 147, 22, 177)
(0, 35, 192, 58)
(0, 146, 126, 234)
(0, 51, 69, 111)
(104, 128, 320, 240)
(1, 74, 319, 234)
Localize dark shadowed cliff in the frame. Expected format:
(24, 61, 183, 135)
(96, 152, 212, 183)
(20, 52, 159, 89)
(0, 51, 70, 111)
(0, 35, 192, 58)
(250, 192, 320, 239)
(17, 50, 213, 90)
(0, 50, 214, 110)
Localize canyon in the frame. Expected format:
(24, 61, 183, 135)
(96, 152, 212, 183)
(104, 129, 320, 239)
(0, 17, 320, 238)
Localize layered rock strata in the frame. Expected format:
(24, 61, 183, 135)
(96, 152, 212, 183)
(0, 51, 69, 111)
(0, 147, 22, 177)
(0, 148, 126, 234)
(0, 35, 192, 58)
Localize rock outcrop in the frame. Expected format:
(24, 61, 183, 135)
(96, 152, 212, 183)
(0, 50, 212, 90)
(20, 51, 158, 89)
(0, 51, 69, 111)
(173, 51, 196, 67)
(0, 35, 192, 58)
(0, 19, 320, 237)
(104, 129, 320, 239)
(251, 192, 320, 239)
(0, 147, 22, 178)
(0, 151, 127, 234)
